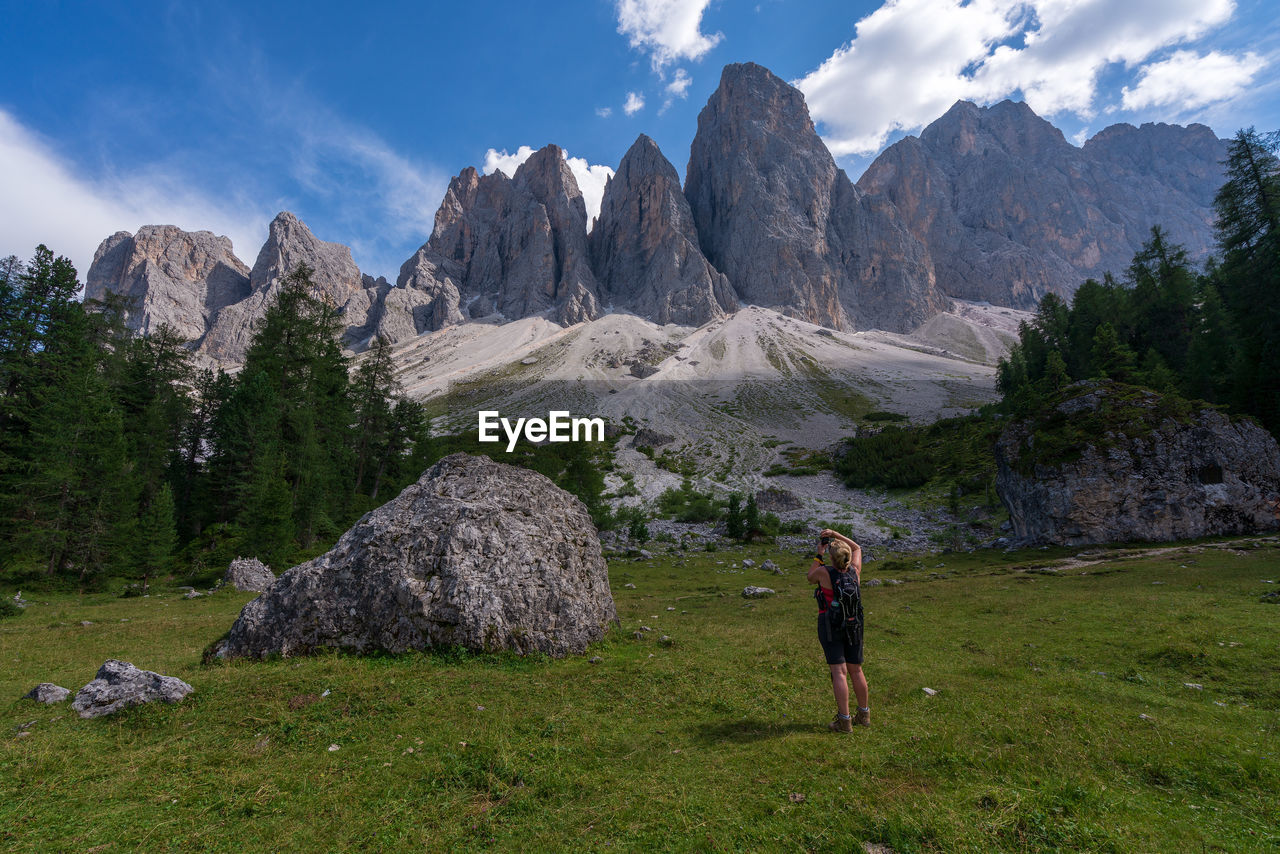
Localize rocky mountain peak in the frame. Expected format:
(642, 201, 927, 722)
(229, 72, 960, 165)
(85, 225, 251, 344)
(590, 133, 736, 325)
(249, 211, 362, 304)
(686, 61, 943, 331)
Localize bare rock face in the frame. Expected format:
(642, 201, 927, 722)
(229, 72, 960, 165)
(591, 134, 737, 325)
(859, 100, 1226, 309)
(201, 212, 364, 363)
(391, 146, 603, 338)
(685, 62, 945, 332)
(85, 226, 252, 342)
(995, 382, 1280, 546)
(222, 557, 276, 593)
(24, 683, 71, 704)
(213, 453, 616, 659)
(71, 660, 194, 719)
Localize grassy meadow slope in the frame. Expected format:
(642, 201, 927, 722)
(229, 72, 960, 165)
(2, 538, 1277, 852)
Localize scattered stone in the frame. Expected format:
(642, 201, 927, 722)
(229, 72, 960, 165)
(922, 687, 938, 696)
(520, 357, 538, 365)
(184, 590, 203, 599)
(761, 559, 782, 574)
(659, 635, 673, 646)
(639, 626, 653, 632)
(222, 557, 277, 594)
(788, 792, 806, 804)
(1183, 683, 1204, 690)
(742, 586, 776, 598)
(885, 579, 904, 585)
(23, 684, 71, 704)
(741, 559, 755, 568)
(632, 631, 645, 640)
(328, 744, 341, 752)
(71, 660, 193, 719)
(80, 621, 93, 627)
(624, 583, 637, 589)
(1139, 714, 1153, 721)
(211, 454, 616, 660)
(666, 606, 676, 611)
(864, 578, 883, 587)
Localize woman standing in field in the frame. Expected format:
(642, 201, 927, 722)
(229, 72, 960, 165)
(808, 528, 869, 732)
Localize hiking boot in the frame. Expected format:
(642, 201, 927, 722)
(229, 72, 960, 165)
(828, 714, 853, 733)
(853, 707, 871, 728)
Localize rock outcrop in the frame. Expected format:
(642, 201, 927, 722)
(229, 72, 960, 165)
(222, 557, 276, 593)
(201, 212, 364, 362)
(71, 660, 194, 719)
(995, 382, 1280, 545)
(388, 145, 603, 339)
(213, 453, 616, 659)
(85, 226, 252, 343)
(685, 62, 945, 332)
(859, 100, 1226, 308)
(24, 683, 71, 704)
(590, 134, 737, 325)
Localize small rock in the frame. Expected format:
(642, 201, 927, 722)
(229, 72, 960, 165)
(184, 591, 203, 599)
(742, 586, 775, 599)
(639, 625, 652, 632)
(589, 657, 602, 664)
(922, 687, 938, 696)
(1183, 683, 1203, 690)
(1213, 701, 1227, 707)
(624, 583, 636, 589)
(71, 660, 194, 719)
(659, 635, 672, 646)
(741, 559, 755, 568)
(885, 579, 903, 585)
(221, 557, 277, 593)
(520, 357, 538, 365)
(328, 744, 341, 752)
(788, 792, 805, 803)
(666, 606, 676, 611)
(23, 683, 71, 704)
(79, 621, 93, 627)
(1139, 713, 1153, 720)
(761, 559, 782, 574)
(632, 631, 645, 640)
(863, 578, 883, 587)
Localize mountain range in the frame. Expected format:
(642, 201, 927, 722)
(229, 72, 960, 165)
(85, 62, 1228, 365)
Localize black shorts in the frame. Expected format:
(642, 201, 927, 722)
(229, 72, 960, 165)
(818, 613, 864, 665)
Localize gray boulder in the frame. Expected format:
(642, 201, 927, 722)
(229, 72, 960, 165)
(742, 586, 776, 598)
(24, 683, 71, 704)
(223, 557, 276, 593)
(213, 453, 616, 659)
(71, 660, 193, 719)
(995, 382, 1280, 545)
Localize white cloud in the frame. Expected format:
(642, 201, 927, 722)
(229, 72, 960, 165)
(615, 0, 723, 71)
(0, 108, 267, 280)
(796, 0, 1243, 157)
(596, 106, 614, 118)
(624, 91, 647, 115)
(666, 68, 693, 98)
(1121, 49, 1266, 111)
(482, 146, 615, 226)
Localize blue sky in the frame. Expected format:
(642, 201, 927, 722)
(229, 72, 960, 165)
(3, 0, 1277, 280)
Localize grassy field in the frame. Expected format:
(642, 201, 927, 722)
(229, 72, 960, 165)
(2, 538, 1278, 852)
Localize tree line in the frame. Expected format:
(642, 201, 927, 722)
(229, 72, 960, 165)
(997, 128, 1280, 433)
(0, 261, 435, 588)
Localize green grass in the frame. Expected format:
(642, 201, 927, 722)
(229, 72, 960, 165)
(2, 540, 1278, 852)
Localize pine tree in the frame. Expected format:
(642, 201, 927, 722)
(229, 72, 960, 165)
(1089, 323, 1136, 382)
(744, 493, 760, 536)
(137, 483, 176, 591)
(724, 493, 744, 539)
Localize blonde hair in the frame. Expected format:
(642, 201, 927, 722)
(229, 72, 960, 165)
(828, 541, 852, 571)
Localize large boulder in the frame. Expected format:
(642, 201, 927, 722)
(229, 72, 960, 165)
(995, 382, 1280, 545)
(213, 453, 616, 659)
(71, 660, 194, 719)
(222, 557, 276, 593)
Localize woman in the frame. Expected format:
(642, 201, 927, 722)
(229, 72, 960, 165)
(807, 528, 870, 732)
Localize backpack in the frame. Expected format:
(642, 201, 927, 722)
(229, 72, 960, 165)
(826, 567, 862, 639)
